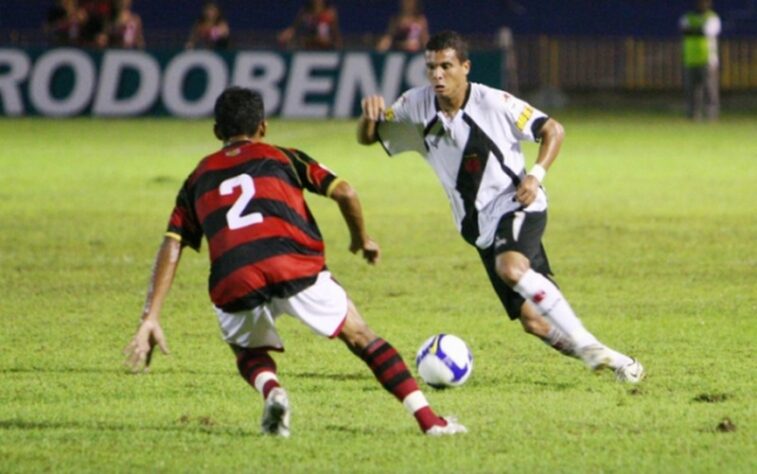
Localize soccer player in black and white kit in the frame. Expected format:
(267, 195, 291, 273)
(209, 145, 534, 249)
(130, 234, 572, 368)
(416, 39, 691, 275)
(357, 31, 644, 382)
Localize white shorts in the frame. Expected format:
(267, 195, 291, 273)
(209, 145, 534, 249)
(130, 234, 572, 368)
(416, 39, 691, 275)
(214, 271, 348, 350)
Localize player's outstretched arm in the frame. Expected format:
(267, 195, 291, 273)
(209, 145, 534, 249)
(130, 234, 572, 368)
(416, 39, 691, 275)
(357, 95, 386, 145)
(329, 180, 380, 264)
(124, 236, 182, 372)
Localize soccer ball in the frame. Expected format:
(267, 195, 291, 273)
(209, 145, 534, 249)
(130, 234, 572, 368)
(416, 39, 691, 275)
(415, 334, 473, 388)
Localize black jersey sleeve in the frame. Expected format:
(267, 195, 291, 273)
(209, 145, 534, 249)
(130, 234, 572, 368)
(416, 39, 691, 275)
(280, 148, 342, 197)
(166, 179, 203, 251)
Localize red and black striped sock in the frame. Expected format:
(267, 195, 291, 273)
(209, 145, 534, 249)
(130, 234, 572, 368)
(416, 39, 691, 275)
(236, 348, 281, 400)
(360, 338, 446, 432)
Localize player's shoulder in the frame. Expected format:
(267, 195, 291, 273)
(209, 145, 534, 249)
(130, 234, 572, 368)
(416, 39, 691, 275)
(386, 85, 434, 120)
(468, 82, 518, 111)
(399, 85, 433, 103)
(187, 150, 222, 183)
(189, 143, 289, 181)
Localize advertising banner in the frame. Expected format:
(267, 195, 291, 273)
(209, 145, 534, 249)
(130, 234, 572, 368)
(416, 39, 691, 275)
(0, 48, 503, 118)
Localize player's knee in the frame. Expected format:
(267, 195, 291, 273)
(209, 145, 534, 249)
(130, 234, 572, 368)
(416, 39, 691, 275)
(338, 312, 377, 352)
(495, 255, 530, 286)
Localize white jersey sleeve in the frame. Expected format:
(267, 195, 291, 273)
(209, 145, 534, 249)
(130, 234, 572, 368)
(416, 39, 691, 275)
(377, 87, 431, 156)
(384, 87, 425, 123)
(496, 91, 549, 143)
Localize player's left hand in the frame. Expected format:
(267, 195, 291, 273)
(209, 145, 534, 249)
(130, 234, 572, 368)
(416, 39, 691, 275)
(123, 319, 170, 373)
(350, 237, 381, 265)
(515, 176, 540, 206)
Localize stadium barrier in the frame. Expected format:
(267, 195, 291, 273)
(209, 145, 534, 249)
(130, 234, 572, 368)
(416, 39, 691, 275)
(0, 48, 502, 118)
(515, 35, 757, 91)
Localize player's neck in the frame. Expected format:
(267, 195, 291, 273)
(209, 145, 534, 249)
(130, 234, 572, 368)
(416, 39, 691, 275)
(224, 134, 259, 147)
(437, 83, 469, 117)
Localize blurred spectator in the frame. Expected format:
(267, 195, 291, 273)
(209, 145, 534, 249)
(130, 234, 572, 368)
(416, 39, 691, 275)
(679, 0, 721, 120)
(79, 0, 112, 47)
(186, 1, 230, 50)
(45, 0, 86, 46)
(278, 0, 342, 50)
(376, 0, 429, 53)
(108, 0, 145, 49)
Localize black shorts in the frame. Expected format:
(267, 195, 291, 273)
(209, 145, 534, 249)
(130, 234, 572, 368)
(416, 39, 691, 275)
(477, 210, 554, 320)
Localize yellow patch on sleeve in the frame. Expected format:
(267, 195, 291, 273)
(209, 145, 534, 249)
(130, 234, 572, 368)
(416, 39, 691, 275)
(384, 107, 395, 121)
(516, 105, 534, 131)
(326, 178, 345, 197)
(165, 232, 182, 242)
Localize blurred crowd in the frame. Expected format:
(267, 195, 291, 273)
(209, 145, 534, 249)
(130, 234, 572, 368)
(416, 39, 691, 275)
(43, 0, 430, 52)
(45, 0, 145, 49)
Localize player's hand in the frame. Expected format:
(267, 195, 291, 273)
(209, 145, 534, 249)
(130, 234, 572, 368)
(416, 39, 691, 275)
(361, 95, 386, 122)
(515, 175, 540, 206)
(350, 237, 381, 265)
(123, 319, 170, 373)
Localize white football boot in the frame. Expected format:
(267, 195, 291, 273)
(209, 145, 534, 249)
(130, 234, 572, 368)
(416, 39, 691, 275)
(425, 417, 468, 436)
(261, 387, 291, 437)
(615, 358, 645, 384)
(578, 344, 614, 372)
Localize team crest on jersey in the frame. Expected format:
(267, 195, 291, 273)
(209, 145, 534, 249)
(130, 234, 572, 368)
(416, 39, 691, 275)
(463, 153, 482, 174)
(384, 107, 395, 121)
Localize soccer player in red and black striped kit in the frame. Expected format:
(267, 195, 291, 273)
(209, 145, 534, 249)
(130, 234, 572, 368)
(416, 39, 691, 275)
(124, 86, 465, 437)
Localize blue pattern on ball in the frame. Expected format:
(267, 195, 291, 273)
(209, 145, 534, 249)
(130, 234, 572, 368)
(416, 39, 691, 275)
(432, 334, 470, 382)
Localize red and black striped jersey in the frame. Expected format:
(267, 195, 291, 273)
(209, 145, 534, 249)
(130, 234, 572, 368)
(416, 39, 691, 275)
(166, 141, 343, 312)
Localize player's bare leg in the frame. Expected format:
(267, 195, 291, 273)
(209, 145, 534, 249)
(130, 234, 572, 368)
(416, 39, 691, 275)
(496, 250, 643, 381)
(231, 344, 290, 437)
(519, 302, 576, 357)
(338, 300, 466, 435)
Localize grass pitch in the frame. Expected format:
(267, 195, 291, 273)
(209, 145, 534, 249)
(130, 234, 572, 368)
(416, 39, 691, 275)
(0, 112, 755, 473)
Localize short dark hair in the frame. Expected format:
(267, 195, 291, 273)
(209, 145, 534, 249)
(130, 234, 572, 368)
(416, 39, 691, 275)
(425, 30, 469, 63)
(213, 87, 264, 140)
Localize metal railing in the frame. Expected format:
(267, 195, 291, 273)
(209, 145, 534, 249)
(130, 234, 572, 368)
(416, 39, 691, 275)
(513, 35, 757, 91)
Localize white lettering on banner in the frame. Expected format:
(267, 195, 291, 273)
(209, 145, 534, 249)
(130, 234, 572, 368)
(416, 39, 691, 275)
(333, 52, 409, 118)
(163, 51, 228, 118)
(93, 51, 161, 116)
(282, 52, 339, 118)
(405, 54, 428, 89)
(231, 52, 286, 115)
(29, 49, 95, 116)
(0, 49, 480, 117)
(0, 50, 31, 116)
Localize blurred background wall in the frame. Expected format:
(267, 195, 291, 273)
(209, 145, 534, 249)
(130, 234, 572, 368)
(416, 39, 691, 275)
(3, 0, 756, 39)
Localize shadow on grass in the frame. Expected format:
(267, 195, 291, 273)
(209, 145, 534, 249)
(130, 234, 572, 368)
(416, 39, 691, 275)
(287, 371, 371, 382)
(324, 424, 390, 435)
(0, 418, 253, 436)
(0, 367, 231, 376)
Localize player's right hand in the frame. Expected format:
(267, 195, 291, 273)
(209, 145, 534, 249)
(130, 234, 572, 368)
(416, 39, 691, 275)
(351, 237, 381, 265)
(361, 95, 386, 122)
(123, 319, 170, 373)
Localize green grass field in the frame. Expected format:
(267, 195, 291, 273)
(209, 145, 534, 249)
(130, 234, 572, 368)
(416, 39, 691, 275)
(1, 111, 755, 473)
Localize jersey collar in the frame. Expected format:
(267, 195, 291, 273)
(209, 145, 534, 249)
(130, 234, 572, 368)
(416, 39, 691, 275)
(433, 82, 472, 116)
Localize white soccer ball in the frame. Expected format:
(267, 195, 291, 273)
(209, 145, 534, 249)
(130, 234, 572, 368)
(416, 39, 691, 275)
(415, 334, 473, 388)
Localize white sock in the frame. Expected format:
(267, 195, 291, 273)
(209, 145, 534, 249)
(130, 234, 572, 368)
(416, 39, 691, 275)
(543, 326, 577, 357)
(402, 391, 429, 414)
(514, 269, 599, 349)
(253, 371, 279, 396)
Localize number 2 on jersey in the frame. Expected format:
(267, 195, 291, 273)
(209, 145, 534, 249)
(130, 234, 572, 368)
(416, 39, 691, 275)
(219, 174, 264, 230)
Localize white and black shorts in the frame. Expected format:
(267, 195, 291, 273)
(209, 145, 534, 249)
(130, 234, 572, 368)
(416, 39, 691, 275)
(477, 210, 555, 320)
(214, 271, 348, 350)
